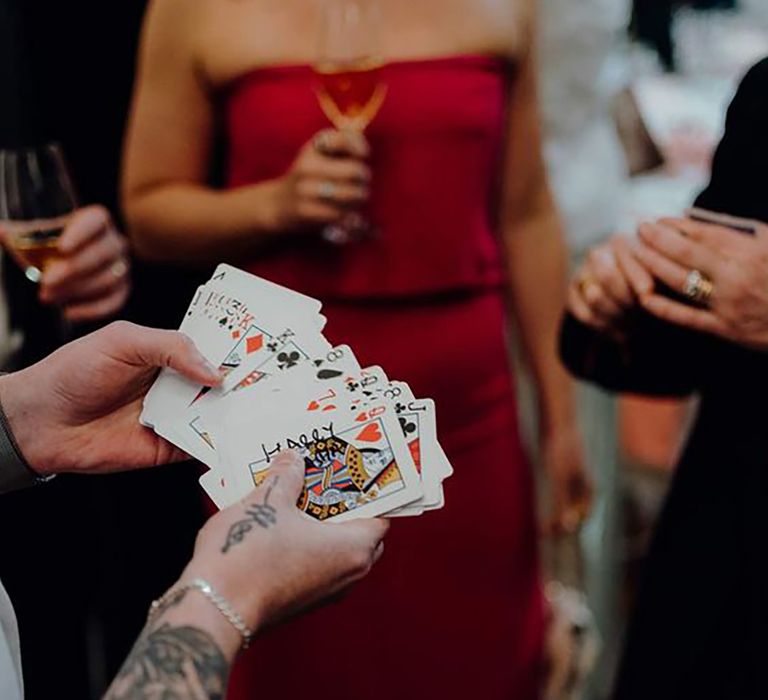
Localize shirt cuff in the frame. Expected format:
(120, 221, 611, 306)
(0, 385, 52, 495)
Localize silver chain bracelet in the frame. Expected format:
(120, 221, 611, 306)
(147, 578, 253, 649)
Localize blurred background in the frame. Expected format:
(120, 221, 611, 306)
(1, 0, 767, 699)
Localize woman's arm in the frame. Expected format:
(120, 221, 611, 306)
(122, 0, 280, 262)
(122, 0, 369, 264)
(500, 46, 576, 436)
(499, 30, 590, 530)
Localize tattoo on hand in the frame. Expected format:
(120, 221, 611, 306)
(104, 623, 228, 700)
(221, 477, 279, 553)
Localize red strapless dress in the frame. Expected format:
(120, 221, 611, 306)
(224, 55, 543, 699)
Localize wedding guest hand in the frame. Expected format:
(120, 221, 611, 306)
(35, 205, 131, 322)
(270, 129, 370, 231)
(635, 217, 768, 350)
(0, 321, 221, 476)
(567, 235, 654, 334)
(541, 422, 593, 536)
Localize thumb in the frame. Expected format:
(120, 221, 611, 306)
(100, 322, 222, 386)
(265, 449, 306, 504)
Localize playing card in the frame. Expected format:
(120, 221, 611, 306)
(362, 381, 450, 516)
(142, 274, 326, 431)
(182, 346, 362, 468)
(217, 396, 424, 519)
(141, 264, 451, 523)
(686, 207, 758, 235)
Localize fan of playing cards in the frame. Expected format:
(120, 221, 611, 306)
(140, 264, 453, 521)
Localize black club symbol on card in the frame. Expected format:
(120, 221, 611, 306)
(267, 341, 279, 352)
(277, 351, 301, 370)
(399, 417, 417, 436)
(346, 381, 360, 393)
(395, 402, 407, 414)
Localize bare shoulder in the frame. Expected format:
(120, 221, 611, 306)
(139, 0, 208, 60)
(466, 0, 532, 59)
(195, 0, 317, 88)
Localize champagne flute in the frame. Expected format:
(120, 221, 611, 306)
(0, 144, 77, 283)
(314, 0, 387, 245)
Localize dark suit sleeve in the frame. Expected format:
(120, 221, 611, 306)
(559, 312, 712, 397)
(559, 56, 768, 397)
(695, 57, 768, 220)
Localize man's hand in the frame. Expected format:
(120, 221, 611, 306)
(636, 218, 768, 350)
(104, 451, 389, 700)
(0, 321, 220, 476)
(38, 205, 131, 322)
(183, 450, 389, 632)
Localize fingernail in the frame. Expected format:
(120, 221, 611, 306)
(276, 449, 303, 467)
(196, 354, 221, 381)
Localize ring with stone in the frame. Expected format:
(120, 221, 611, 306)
(683, 269, 714, 305)
(110, 259, 129, 279)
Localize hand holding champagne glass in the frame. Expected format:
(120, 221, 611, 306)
(0, 144, 77, 283)
(314, 0, 386, 245)
(0, 144, 131, 323)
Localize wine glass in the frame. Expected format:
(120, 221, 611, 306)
(314, 0, 387, 245)
(0, 144, 77, 283)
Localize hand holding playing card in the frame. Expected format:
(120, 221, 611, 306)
(0, 321, 221, 476)
(142, 265, 454, 521)
(635, 215, 768, 350)
(182, 450, 389, 632)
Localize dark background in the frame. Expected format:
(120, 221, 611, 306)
(0, 2, 208, 697)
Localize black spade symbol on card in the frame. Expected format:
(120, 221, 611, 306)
(317, 368, 343, 380)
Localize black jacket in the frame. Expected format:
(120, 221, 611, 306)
(561, 57, 768, 700)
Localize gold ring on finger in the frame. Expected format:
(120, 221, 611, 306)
(682, 269, 714, 306)
(578, 274, 599, 297)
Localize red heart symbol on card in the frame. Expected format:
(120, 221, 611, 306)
(307, 400, 320, 411)
(356, 423, 382, 442)
(355, 412, 368, 423)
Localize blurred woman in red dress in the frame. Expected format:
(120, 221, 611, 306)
(122, 0, 590, 697)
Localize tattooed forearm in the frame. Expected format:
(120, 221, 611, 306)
(104, 623, 228, 700)
(221, 477, 279, 553)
